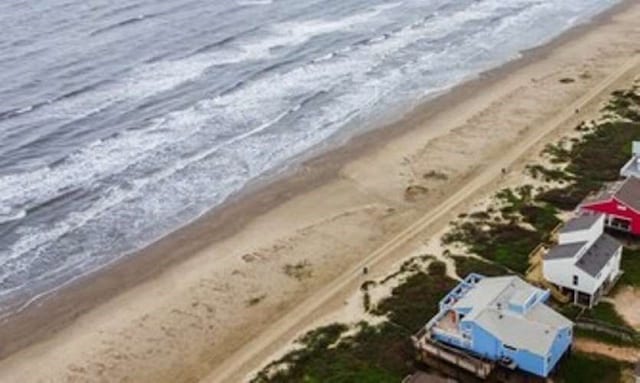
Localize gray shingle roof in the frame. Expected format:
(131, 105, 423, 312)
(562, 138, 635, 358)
(545, 241, 586, 260)
(559, 214, 601, 233)
(614, 176, 640, 212)
(575, 234, 621, 277)
(584, 177, 640, 211)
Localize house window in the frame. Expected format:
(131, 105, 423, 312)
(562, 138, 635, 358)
(611, 217, 631, 231)
(573, 275, 579, 286)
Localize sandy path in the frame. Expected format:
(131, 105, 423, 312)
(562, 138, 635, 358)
(574, 338, 640, 363)
(207, 55, 640, 383)
(613, 287, 640, 330)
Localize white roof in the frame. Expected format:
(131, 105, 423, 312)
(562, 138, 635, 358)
(509, 288, 534, 307)
(453, 277, 514, 314)
(455, 276, 572, 355)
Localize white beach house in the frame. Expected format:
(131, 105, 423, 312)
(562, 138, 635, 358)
(543, 214, 622, 307)
(620, 141, 640, 179)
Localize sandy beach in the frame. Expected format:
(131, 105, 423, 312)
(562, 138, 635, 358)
(1, 1, 640, 382)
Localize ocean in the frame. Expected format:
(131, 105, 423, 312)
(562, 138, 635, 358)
(0, 0, 620, 314)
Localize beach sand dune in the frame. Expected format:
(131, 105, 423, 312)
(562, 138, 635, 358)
(1, 2, 640, 382)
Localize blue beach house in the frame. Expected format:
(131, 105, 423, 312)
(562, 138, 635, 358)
(423, 274, 573, 377)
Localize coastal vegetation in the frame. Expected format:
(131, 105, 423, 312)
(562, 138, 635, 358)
(253, 86, 640, 382)
(450, 255, 509, 277)
(535, 86, 640, 210)
(555, 352, 625, 383)
(252, 261, 456, 383)
(442, 185, 560, 274)
(283, 260, 314, 281)
(558, 77, 576, 84)
(620, 248, 640, 288)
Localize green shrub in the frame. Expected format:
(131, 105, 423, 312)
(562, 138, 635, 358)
(554, 352, 625, 383)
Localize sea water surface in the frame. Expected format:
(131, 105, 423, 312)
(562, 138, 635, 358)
(0, 0, 621, 313)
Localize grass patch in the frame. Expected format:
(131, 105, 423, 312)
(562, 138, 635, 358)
(378, 254, 434, 284)
(283, 261, 313, 281)
(423, 170, 448, 181)
(554, 304, 583, 321)
(443, 220, 539, 273)
(373, 261, 457, 332)
(442, 186, 559, 274)
(574, 327, 639, 348)
(451, 255, 509, 278)
(620, 248, 640, 288)
(246, 294, 266, 306)
(519, 204, 561, 233)
(581, 302, 631, 328)
(554, 352, 625, 383)
(252, 260, 457, 382)
(536, 88, 640, 210)
(252, 321, 409, 383)
(572, 302, 639, 348)
(526, 164, 572, 183)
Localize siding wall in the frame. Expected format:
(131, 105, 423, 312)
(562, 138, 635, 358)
(558, 215, 603, 246)
(543, 245, 622, 295)
(545, 327, 573, 376)
(468, 323, 500, 359)
(581, 198, 640, 235)
(465, 321, 572, 377)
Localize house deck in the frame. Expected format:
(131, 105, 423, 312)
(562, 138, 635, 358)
(412, 328, 494, 379)
(433, 310, 461, 335)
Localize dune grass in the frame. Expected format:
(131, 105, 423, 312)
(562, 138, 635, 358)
(555, 352, 626, 383)
(620, 248, 640, 288)
(451, 255, 509, 278)
(251, 262, 456, 383)
(536, 87, 640, 210)
(442, 186, 559, 274)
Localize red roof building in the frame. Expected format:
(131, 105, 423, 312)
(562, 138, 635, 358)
(579, 177, 640, 236)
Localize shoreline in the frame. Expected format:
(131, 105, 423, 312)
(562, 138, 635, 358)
(0, 0, 632, 359)
(0, 0, 638, 380)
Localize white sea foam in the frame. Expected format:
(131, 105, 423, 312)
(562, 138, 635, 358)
(237, 0, 273, 5)
(0, 0, 622, 305)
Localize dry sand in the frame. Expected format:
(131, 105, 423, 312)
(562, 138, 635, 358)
(0, 2, 640, 382)
(614, 287, 640, 330)
(574, 338, 640, 363)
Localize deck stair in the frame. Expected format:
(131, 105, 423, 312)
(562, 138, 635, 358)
(524, 234, 570, 304)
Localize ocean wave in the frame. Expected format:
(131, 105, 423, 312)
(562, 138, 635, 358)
(100, 3, 143, 19)
(89, 15, 150, 37)
(237, 0, 273, 6)
(0, 0, 593, 227)
(0, 208, 26, 225)
(0, 0, 622, 306)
